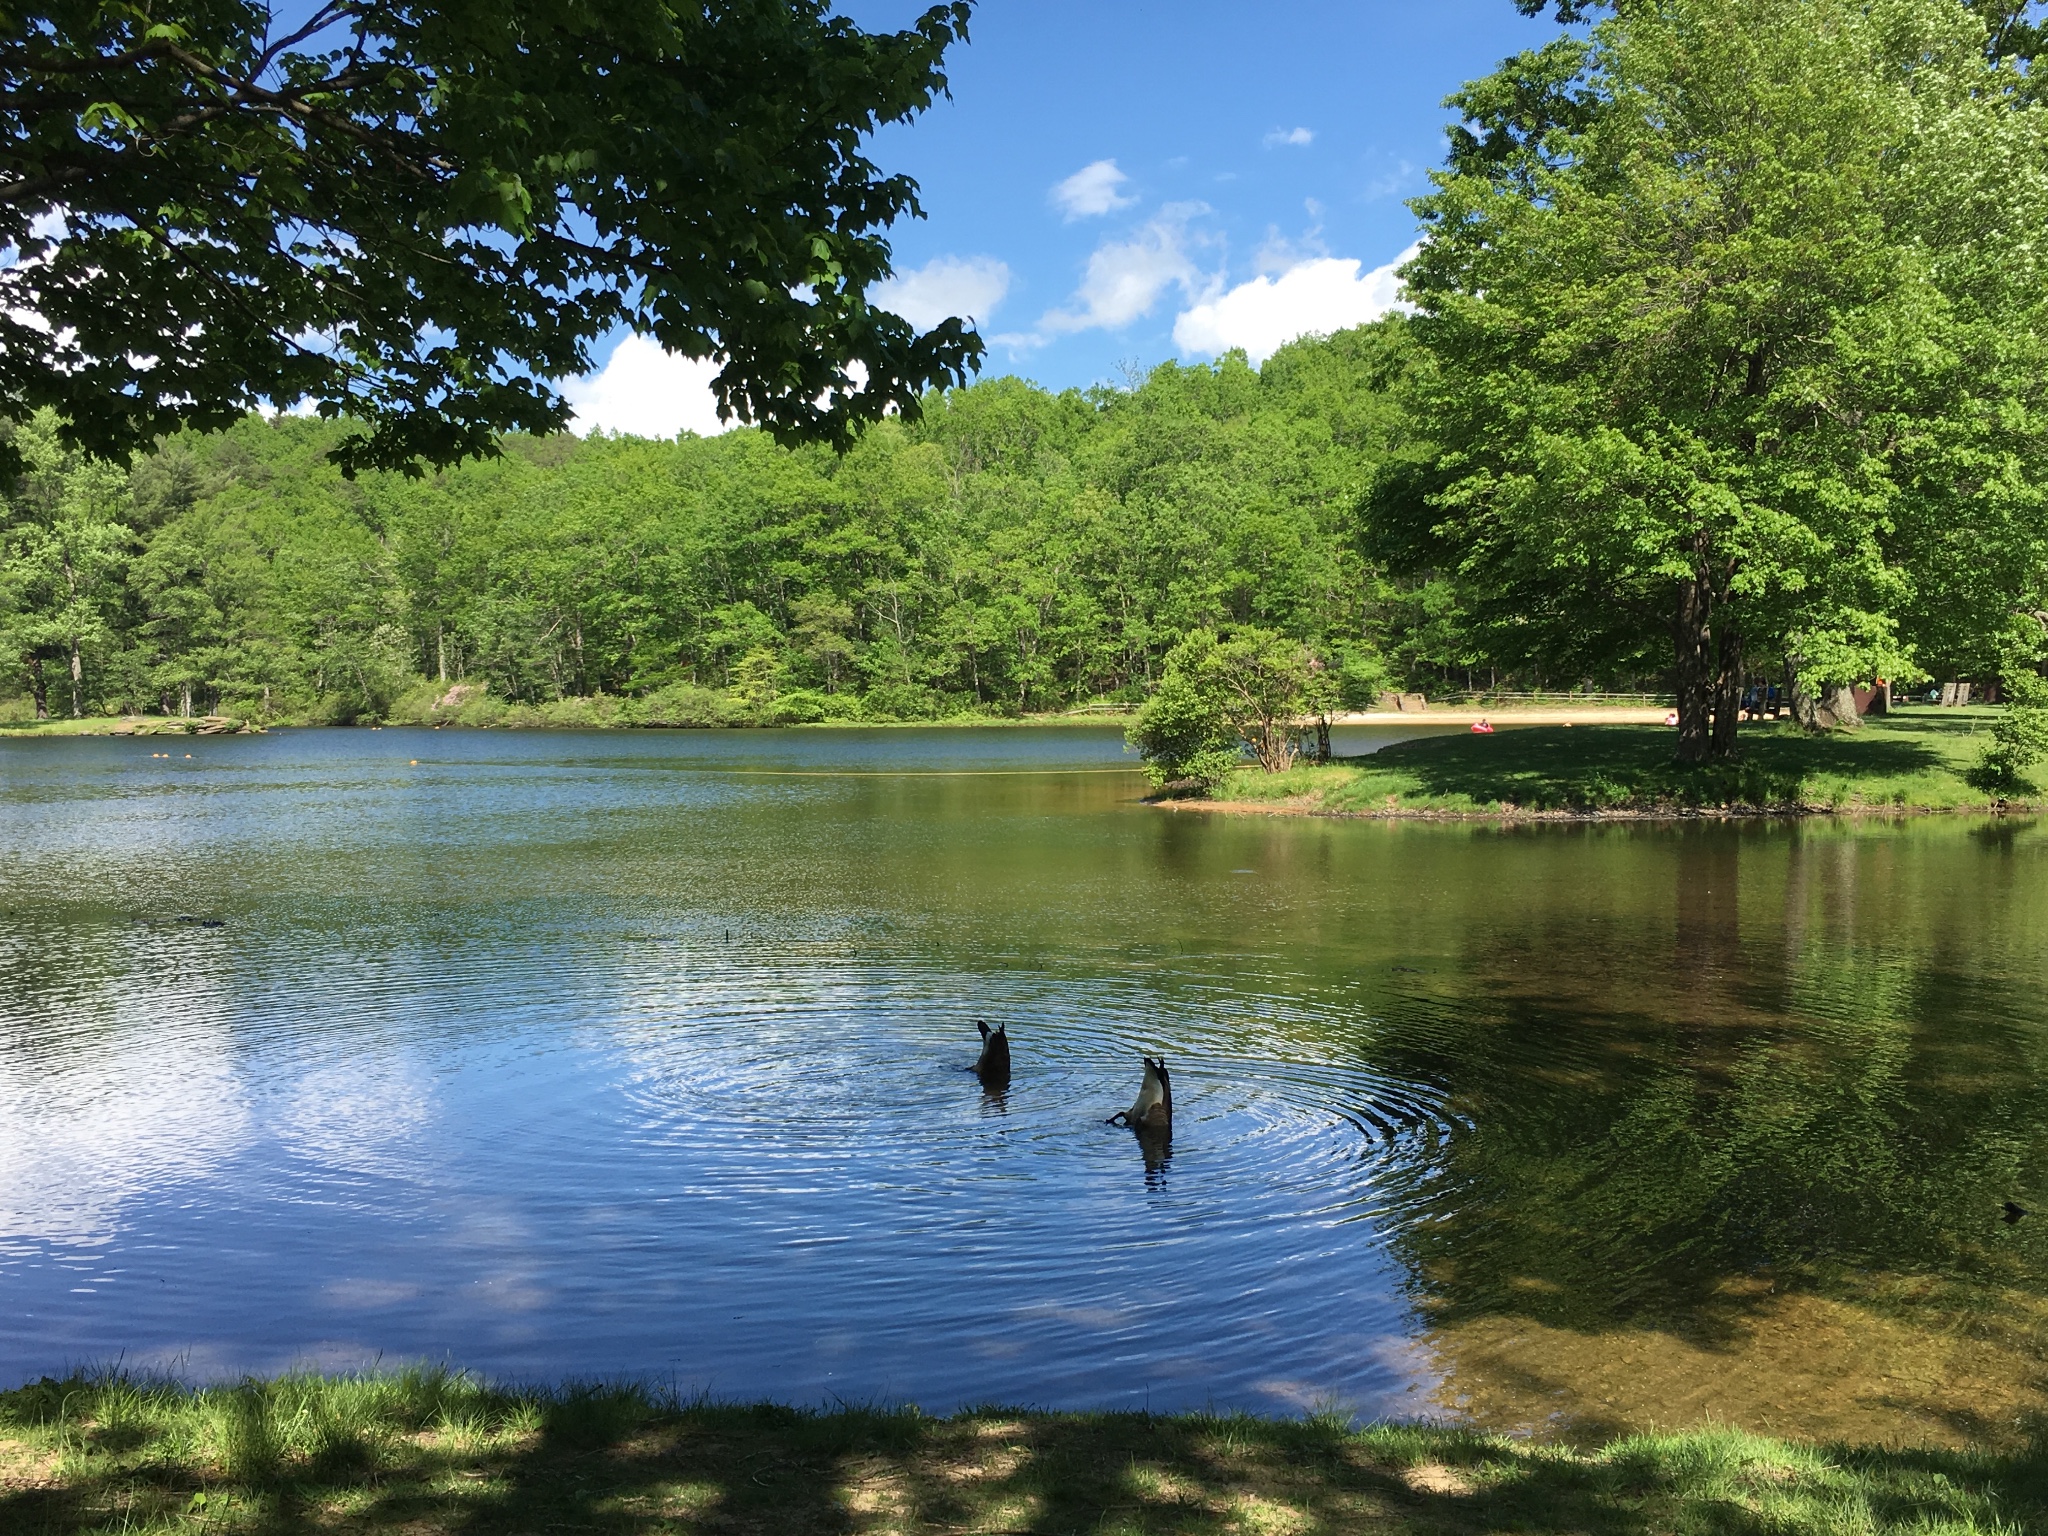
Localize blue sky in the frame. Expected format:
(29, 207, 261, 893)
(567, 0, 1562, 434)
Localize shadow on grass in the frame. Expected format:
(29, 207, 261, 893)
(3, 1370, 2045, 1535)
(1360, 723, 1957, 812)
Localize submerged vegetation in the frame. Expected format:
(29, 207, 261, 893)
(3, 1368, 2044, 1536)
(1208, 713, 2044, 817)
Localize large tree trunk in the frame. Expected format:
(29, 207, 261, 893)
(25, 653, 48, 719)
(1710, 623, 1742, 758)
(1674, 571, 1747, 762)
(1786, 658, 1818, 728)
(1673, 578, 1715, 763)
(68, 635, 83, 718)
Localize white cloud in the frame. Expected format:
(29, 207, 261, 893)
(1050, 159, 1136, 221)
(1173, 246, 1415, 364)
(872, 254, 1011, 330)
(562, 334, 735, 439)
(1032, 205, 1215, 340)
(1264, 127, 1315, 148)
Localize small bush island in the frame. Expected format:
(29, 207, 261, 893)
(1127, 627, 1355, 790)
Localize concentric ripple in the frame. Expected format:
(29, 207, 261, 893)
(7, 725, 2047, 1441)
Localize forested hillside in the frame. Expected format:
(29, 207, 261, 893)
(9, 0, 2048, 745)
(1, 322, 1497, 726)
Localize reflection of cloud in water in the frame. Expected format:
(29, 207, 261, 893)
(1364, 1333, 1435, 1384)
(1011, 1303, 1133, 1331)
(451, 1208, 531, 1248)
(468, 1273, 550, 1313)
(276, 1054, 435, 1179)
(1254, 1335, 1436, 1415)
(425, 1201, 555, 1313)
(321, 1278, 423, 1310)
(0, 991, 250, 1247)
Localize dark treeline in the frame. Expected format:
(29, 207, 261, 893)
(0, 322, 1531, 726)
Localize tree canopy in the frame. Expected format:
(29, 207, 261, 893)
(1516, 0, 2047, 64)
(0, 331, 1422, 724)
(9, 1, 2048, 752)
(1399, 0, 2048, 759)
(0, 1, 981, 477)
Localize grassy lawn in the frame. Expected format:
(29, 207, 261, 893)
(1216, 710, 2038, 816)
(0, 714, 154, 737)
(0, 714, 261, 738)
(0, 708, 1123, 736)
(3, 1370, 2042, 1535)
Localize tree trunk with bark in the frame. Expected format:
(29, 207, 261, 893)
(1786, 659, 1818, 728)
(25, 653, 48, 719)
(1673, 578, 1716, 763)
(1674, 565, 1748, 762)
(1711, 623, 1742, 759)
(68, 635, 82, 718)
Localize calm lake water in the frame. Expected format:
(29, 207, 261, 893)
(3, 724, 2047, 1446)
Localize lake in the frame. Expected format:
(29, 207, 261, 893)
(3, 724, 2046, 1447)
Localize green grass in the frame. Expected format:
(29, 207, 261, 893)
(0, 696, 1123, 735)
(0, 715, 265, 738)
(3, 1369, 2042, 1535)
(1215, 711, 2039, 817)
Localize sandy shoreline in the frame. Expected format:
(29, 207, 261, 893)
(1329, 706, 1673, 726)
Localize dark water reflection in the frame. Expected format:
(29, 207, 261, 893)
(2, 726, 2046, 1446)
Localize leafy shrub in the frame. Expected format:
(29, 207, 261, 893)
(385, 679, 445, 725)
(762, 688, 833, 725)
(538, 695, 628, 728)
(638, 682, 735, 728)
(1975, 670, 2048, 791)
(1126, 631, 1244, 791)
(862, 682, 940, 721)
(1129, 627, 1327, 790)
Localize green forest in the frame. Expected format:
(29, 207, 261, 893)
(7, 0, 2048, 750)
(0, 327, 1438, 727)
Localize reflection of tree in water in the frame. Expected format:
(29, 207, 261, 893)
(1370, 834, 2048, 1336)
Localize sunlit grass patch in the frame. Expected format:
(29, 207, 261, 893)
(1211, 714, 2040, 818)
(4, 1369, 2044, 1534)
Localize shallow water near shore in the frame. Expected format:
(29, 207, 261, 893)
(2, 725, 2046, 1446)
